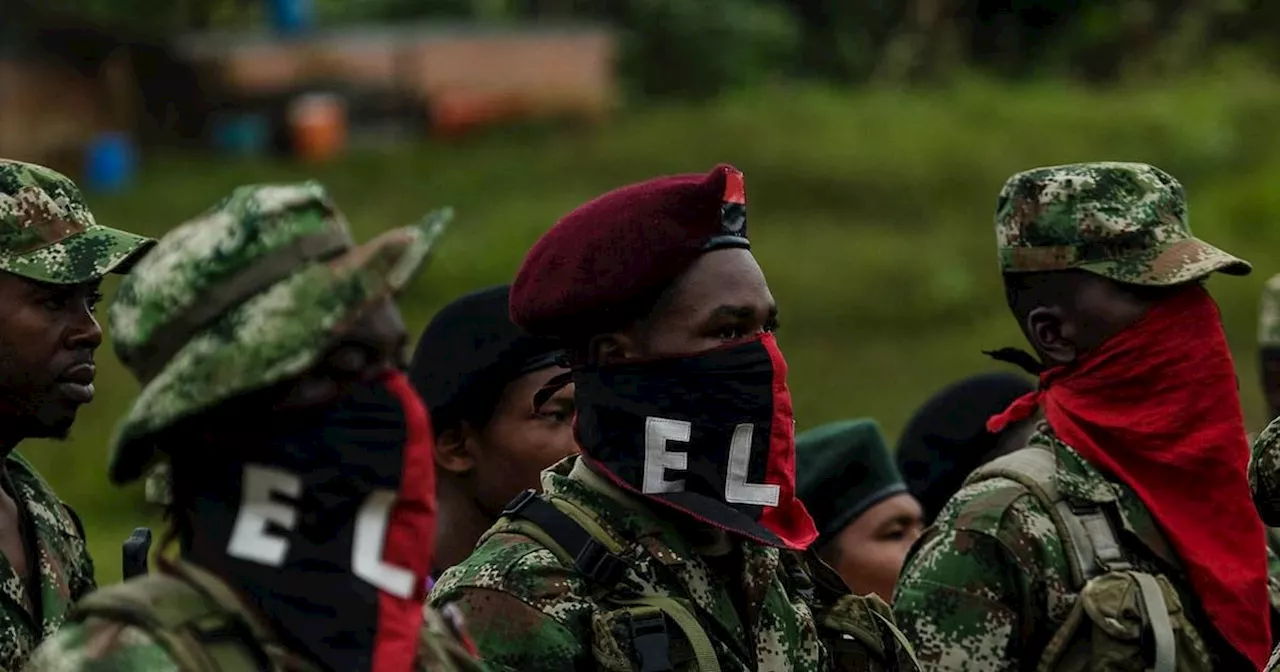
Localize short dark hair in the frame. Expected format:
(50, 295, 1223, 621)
(1002, 271, 1078, 322)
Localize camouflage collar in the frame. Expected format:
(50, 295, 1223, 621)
(1034, 427, 1119, 505)
(541, 456, 697, 568)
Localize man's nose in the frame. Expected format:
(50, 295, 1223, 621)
(65, 310, 104, 351)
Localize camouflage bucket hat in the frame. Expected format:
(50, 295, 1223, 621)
(107, 182, 452, 484)
(0, 159, 154, 283)
(995, 162, 1250, 285)
(1260, 274, 1280, 348)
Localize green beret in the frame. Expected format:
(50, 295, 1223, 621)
(795, 418, 907, 545)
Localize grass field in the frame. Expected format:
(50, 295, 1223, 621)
(30, 71, 1280, 583)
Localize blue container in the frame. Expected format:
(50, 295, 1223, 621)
(211, 113, 271, 156)
(267, 0, 315, 36)
(83, 133, 136, 194)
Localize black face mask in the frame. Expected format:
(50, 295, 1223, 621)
(572, 333, 817, 550)
(186, 371, 436, 672)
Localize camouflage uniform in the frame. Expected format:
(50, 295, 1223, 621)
(22, 184, 475, 671)
(0, 159, 153, 669)
(431, 456, 915, 671)
(0, 454, 96, 671)
(1261, 274, 1280, 350)
(892, 162, 1261, 671)
(1254, 420, 1280, 671)
(1257, 274, 1280, 562)
(23, 560, 479, 672)
(1252, 418, 1280, 529)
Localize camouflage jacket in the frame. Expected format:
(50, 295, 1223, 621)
(22, 559, 478, 671)
(430, 456, 897, 671)
(0, 452, 96, 671)
(892, 427, 1266, 671)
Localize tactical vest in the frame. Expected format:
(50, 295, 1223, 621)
(493, 489, 921, 671)
(71, 570, 482, 672)
(965, 446, 1213, 672)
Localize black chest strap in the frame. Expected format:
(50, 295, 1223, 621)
(502, 489, 628, 587)
(501, 489, 673, 671)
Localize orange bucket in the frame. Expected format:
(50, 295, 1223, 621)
(288, 93, 346, 162)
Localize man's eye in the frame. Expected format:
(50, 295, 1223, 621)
(535, 409, 573, 424)
(715, 326, 747, 341)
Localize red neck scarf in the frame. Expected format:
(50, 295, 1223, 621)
(988, 285, 1270, 669)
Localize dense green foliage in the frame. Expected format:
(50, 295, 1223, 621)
(33, 72, 1280, 583)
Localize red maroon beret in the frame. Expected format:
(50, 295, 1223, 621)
(510, 163, 750, 338)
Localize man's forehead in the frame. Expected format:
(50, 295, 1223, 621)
(667, 249, 772, 310)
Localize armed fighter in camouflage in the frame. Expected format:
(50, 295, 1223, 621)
(22, 183, 479, 672)
(893, 162, 1274, 671)
(0, 159, 153, 670)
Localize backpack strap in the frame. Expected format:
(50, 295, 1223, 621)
(498, 489, 721, 672)
(969, 447, 1177, 671)
(1132, 572, 1177, 672)
(72, 573, 271, 672)
(966, 445, 1130, 586)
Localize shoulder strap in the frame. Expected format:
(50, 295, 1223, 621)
(498, 489, 720, 672)
(73, 574, 276, 672)
(500, 489, 629, 586)
(966, 446, 1129, 587)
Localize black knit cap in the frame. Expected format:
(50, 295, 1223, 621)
(894, 372, 1036, 523)
(409, 285, 566, 432)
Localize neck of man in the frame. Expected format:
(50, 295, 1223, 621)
(432, 477, 498, 577)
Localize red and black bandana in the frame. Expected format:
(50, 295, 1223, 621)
(572, 333, 818, 550)
(188, 370, 438, 672)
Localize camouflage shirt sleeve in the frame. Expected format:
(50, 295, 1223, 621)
(21, 618, 180, 671)
(429, 532, 591, 672)
(892, 478, 1063, 672)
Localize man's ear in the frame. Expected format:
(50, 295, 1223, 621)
(1025, 305, 1077, 365)
(435, 425, 477, 476)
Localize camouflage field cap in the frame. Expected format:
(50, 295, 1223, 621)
(995, 162, 1250, 284)
(106, 182, 452, 484)
(1260, 274, 1280, 348)
(1251, 417, 1280, 525)
(0, 159, 154, 283)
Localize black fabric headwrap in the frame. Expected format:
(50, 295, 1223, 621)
(410, 284, 565, 429)
(894, 371, 1037, 523)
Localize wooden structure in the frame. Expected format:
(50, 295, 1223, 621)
(175, 23, 618, 136)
